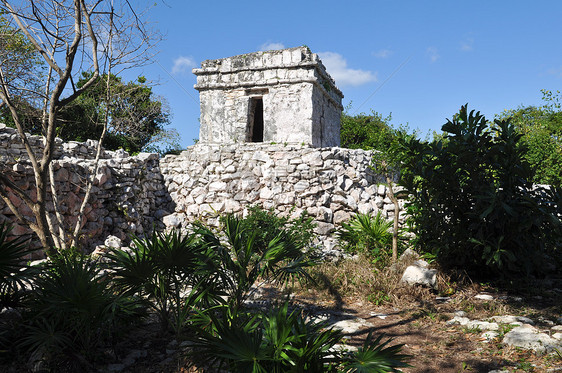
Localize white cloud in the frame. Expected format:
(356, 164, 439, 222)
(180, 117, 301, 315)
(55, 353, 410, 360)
(460, 38, 474, 52)
(373, 49, 393, 58)
(172, 56, 196, 75)
(318, 51, 377, 87)
(426, 47, 440, 63)
(259, 42, 285, 51)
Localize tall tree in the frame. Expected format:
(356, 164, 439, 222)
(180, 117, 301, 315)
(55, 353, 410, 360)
(497, 89, 562, 187)
(58, 73, 172, 154)
(0, 0, 159, 250)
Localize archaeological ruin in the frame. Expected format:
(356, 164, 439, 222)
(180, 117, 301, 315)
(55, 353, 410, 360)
(0, 47, 403, 256)
(194, 46, 343, 147)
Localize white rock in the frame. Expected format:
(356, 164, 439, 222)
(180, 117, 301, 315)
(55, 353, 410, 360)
(208, 181, 227, 192)
(163, 214, 181, 228)
(29, 259, 48, 267)
(401, 264, 437, 288)
(466, 320, 499, 331)
(331, 318, 374, 334)
(370, 313, 388, 320)
(474, 294, 494, 301)
(503, 324, 561, 353)
(329, 343, 358, 353)
(399, 248, 419, 262)
(481, 330, 498, 341)
(551, 325, 562, 332)
(447, 316, 470, 326)
(413, 259, 429, 268)
(104, 235, 122, 249)
(491, 315, 534, 326)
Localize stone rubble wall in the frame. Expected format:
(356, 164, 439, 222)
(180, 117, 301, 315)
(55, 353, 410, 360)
(159, 143, 405, 249)
(0, 124, 404, 256)
(0, 124, 170, 254)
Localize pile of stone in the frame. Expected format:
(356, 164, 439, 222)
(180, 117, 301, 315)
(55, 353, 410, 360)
(447, 303, 562, 354)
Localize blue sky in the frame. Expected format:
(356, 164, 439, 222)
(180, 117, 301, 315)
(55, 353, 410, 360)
(135, 0, 562, 147)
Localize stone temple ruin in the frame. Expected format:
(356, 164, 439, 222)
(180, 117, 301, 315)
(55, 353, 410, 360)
(0, 47, 404, 257)
(194, 46, 343, 147)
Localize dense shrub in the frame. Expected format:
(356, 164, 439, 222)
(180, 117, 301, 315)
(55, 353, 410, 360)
(197, 213, 315, 309)
(398, 105, 562, 277)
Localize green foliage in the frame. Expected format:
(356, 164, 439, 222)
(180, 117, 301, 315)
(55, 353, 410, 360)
(0, 223, 34, 308)
(497, 89, 562, 187)
(340, 108, 395, 150)
(195, 214, 315, 310)
(337, 212, 393, 260)
(106, 229, 220, 332)
(189, 302, 342, 372)
(239, 205, 316, 254)
(21, 250, 143, 367)
(57, 72, 172, 154)
(190, 302, 411, 373)
(343, 332, 411, 373)
(398, 105, 562, 277)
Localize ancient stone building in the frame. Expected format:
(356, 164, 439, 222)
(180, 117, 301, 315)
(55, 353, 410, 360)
(193, 46, 343, 147)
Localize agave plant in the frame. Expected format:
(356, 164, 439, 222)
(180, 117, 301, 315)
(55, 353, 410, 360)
(337, 212, 393, 259)
(106, 228, 222, 332)
(194, 214, 315, 310)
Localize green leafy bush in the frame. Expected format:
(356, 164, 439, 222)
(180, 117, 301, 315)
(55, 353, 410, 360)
(398, 105, 562, 277)
(238, 205, 316, 254)
(337, 212, 394, 264)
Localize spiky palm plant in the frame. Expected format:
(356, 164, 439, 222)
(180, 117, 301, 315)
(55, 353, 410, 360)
(343, 332, 411, 373)
(337, 212, 394, 258)
(189, 301, 343, 372)
(191, 301, 412, 372)
(21, 250, 143, 368)
(106, 228, 222, 332)
(0, 222, 35, 308)
(194, 215, 315, 310)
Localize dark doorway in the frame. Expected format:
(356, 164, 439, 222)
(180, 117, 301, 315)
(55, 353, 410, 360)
(247, 97, 264, 142)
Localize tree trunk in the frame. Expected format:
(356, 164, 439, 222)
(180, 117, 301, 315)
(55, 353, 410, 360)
(386, 175, 400, 262)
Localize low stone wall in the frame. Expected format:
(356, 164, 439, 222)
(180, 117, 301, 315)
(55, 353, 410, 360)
(0, 125, 404, 255)
(0, 124, 170, 253)
(160, 143, 404, 248)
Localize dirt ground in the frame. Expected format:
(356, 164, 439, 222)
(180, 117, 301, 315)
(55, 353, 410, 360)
(119, 280, 562, 373)
(4, 274, 560, 373)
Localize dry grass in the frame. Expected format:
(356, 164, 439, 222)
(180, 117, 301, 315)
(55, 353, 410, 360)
(290, 254, 438, 309)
